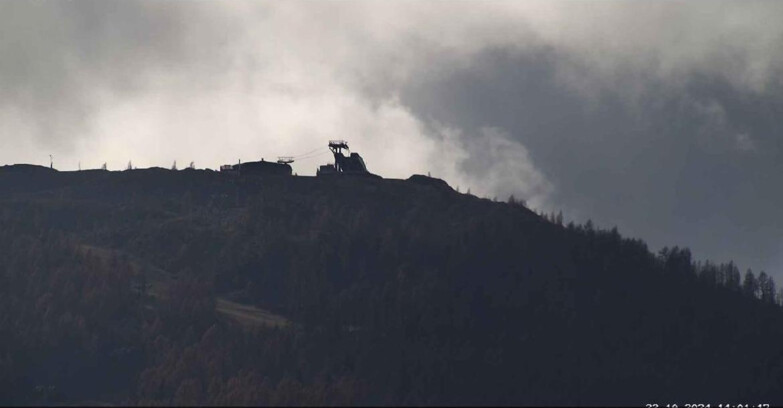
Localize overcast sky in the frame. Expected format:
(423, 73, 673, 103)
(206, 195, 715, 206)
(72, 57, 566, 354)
(1, 1, 782, 279)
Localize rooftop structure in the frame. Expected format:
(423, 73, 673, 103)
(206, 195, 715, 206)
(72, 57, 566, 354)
(220, 159, 292, 176)
(277, 156, 294, 165)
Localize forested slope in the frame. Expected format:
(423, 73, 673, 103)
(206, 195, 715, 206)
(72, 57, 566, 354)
(1, 165, 781, 405)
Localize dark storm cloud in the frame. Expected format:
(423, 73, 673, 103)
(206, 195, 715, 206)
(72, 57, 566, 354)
(399, 47, 783, 278)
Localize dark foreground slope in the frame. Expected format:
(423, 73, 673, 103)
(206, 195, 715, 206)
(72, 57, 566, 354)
(1, 165, 782, 405)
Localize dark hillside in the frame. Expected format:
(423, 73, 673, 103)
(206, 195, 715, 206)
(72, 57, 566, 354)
(1, 167, 782, 405)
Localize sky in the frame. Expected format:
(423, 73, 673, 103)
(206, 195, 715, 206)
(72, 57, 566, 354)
(1, 1, 782, 279)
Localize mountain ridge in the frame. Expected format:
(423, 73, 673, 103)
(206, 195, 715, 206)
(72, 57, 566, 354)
(0, 164, 781, 405)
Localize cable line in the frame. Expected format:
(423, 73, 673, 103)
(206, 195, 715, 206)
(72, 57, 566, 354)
(293, 151, 332, 161)
(295, 149, 331, 160)
(293, 146, 327, 159)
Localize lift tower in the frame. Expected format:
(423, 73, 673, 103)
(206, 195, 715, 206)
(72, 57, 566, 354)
(326, 140, 368, 173)
(328, 140, 349, 172)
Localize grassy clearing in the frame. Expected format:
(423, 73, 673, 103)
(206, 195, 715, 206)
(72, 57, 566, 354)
(215, 298, 290, 328)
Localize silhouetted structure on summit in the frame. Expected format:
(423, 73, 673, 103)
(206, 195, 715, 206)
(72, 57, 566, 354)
(220, 158, 292, 176)
(214, 140, 369, 178)
(317, 140, 370, 176)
